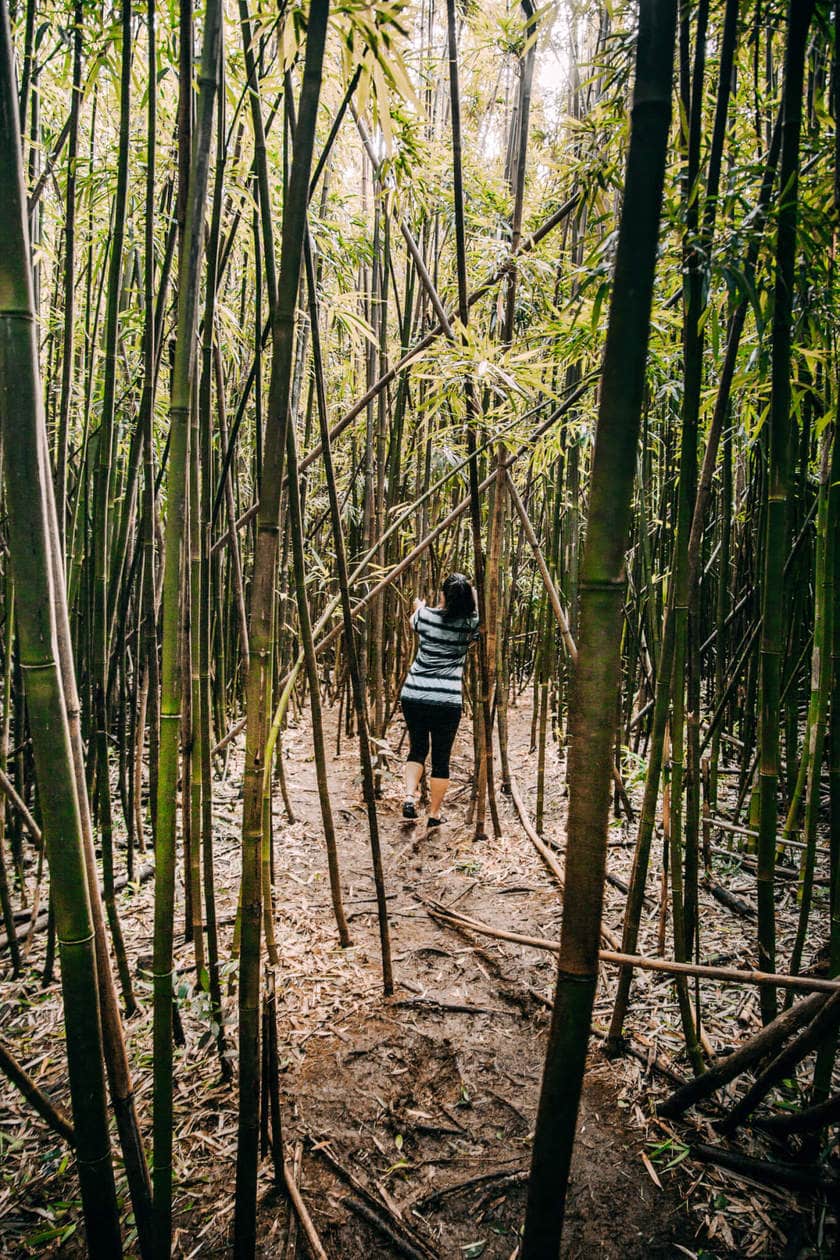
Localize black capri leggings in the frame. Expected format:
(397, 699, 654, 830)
(401, 698, 462, 779)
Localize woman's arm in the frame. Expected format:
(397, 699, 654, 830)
(410, 597, 425, 630)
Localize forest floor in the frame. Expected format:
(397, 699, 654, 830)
(0, 699, 837, 1257)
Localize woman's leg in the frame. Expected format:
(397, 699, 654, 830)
(405, 760, 424, 800)
(428, 775, 449, 817)
(401, 699, 429, 801)
(428, 707, 462, 819)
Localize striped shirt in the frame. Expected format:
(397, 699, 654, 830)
(401, 604, 480, 707)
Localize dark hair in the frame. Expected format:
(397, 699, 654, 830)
(442, 573, 476, 621)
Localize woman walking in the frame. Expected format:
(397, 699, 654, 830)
(400, 574, 479, 826)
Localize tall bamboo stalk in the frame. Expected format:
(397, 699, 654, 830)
(152, 0, 223, 1248)
(234, 7, 329, 1253)
(520, 2, 676, 1250)
(0, 5, 122, 1247)
(755, 0, 814, 1024)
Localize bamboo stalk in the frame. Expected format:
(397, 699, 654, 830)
(0, 7, 123, 1246)
(234, 9, 329, 1252)
(425, 902, 840, 995)
(152, 1, 223, 1248)
(521, 4, 677, 1249)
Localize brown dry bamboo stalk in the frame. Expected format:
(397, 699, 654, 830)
(283, 1161, 329, 1260)
(507, 773, 621, 949)
(0, 1034, 75, 1145)
(425, 902, 840, 995)
(0, 765, 42, 844)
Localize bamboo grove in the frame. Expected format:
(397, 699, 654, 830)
(0, 0, 839, 1254)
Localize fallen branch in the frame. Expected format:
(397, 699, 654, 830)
(392, 995, 510, 1017)
(344, 1198, 432, 1260)
(756, 1091, 840, 1137)
(284, 1140, 304, 1260)
(705, 878, 755, 920)
(659, 991, 828, 1119)
(691, 1142, 840, 1194)
(283, 1159, 329, 1260)
(0, 1034, 75, 1145)
(507, 773, 621, 950)
(412, 1167, 528, 1211)
(424, 902, 840, 997)
(716, 991, 840, 1134)
(0, 861, 154, 952)
(308, 1136, 438, 1260)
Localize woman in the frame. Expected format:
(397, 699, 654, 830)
(400, 573, 479, 826)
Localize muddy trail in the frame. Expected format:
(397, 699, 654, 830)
(0, 699, 819, 1256)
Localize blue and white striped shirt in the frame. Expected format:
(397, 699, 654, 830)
(401, 605, 480, 708)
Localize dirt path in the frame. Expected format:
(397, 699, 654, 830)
(254, 704, 695, 1258)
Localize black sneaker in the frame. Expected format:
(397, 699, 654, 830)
(427, 815, 444, 828)
(402, 799, 418, 820)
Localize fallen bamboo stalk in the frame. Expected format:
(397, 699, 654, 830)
(507, 773, 621, 950)
(659, 991, 827, 1118)
(705, 878, 755, 920)
(308, 1137, 437, 1260)
(707, 815, 831, 857)
(412, 1167, 528, 1211)
(283, 1160, 330, 1260)
(0, 765, 42, 845)
(0, 861, 154, 952)
(756, 1091, 840, 1136)
(344, 1198, 431, 1260)
(717, 991, 840, 1134)
(691, 1143, 840, 1194)
(424, 902, 840, 995)
(284, 1141, 304, 1260)
(0, 1034, 75, 1145)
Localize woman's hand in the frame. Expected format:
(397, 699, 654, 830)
(412, 597, 425, 612)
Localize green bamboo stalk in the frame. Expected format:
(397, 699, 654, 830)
(89, 0, 135, 1016)
(814, 30, 840, 1099)
(813, 433, 840, 1100)
(756, 0, 814, 1025)
(152, 0, 223, 1249)
(54, 0, 82, 555)
(0, 4, 122, 1247)
(787, 429, 836, 984)
(520, 1, 676, 1250)
(282, 367, 351, 948)
(445, 0, 501, 840)
(45, 423, 154, 1258)
(0, 574, 20, 975)
(234, 7, 329, 1253)
(198, 56, 229, 1077)
(303, 228, 391, 971)
(141, 0, 160, 848)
